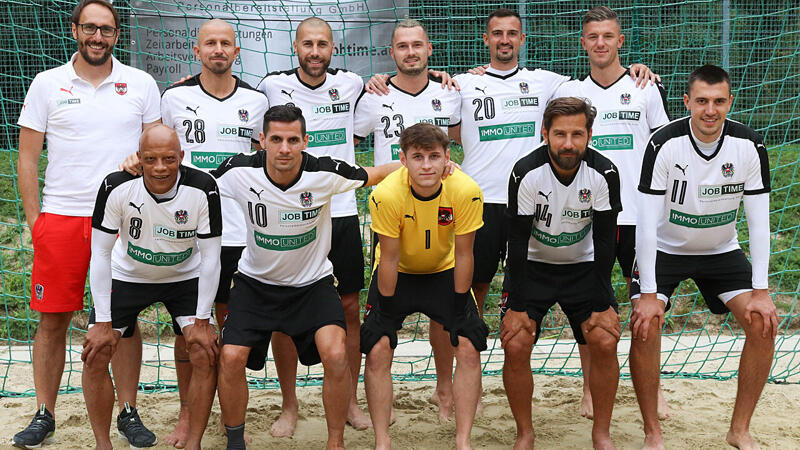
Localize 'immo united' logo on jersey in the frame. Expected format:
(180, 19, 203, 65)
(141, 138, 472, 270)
(532, 223, 591, 247)
(669, 209, 737, 228)
(191, 151, 237, 169)
(308, 128, 347, 147)
(591, 134, 634, 150)
(478, 122, 536, 141)
(127, 242, 193, 266)
(254, 228, 317, 250)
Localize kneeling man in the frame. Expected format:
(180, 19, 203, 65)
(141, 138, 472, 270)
(362, 123, 488, 450)
(82, 125, 222, 450)
(501, 97, 622, 450)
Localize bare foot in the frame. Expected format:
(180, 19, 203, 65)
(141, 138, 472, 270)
(218, 421, 253, 444)
(512, 431, 535, 450)
(475, 397, 484, 417)
(580, 392, 594, 419)
(270, 406, 298, 438)
(726, 429, 761, 450)
(657, 388, 671, 420)
(642, 434, 665, 450)
(389, 408, 397, 426)
(592, 435, 616, 450)
(429, 390, 454, 422)
(346, 403, 372, 430)
(164, 408, 190, 448)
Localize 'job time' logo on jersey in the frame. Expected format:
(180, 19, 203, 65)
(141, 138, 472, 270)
(591, 134, 634, 150)
(280, 206, 322, 222)
(669, 209, 737, 228)
(312, 102, 351, 117)
(561, 208, 593, 221)
(254, 228, 316, 250)
(415, 117, 450, 127)
(217, 124, 253, 139)
(154, 225, 197, 240)
(191, 151, 237, 169)
(501, 97, 538, 111)
(599, 110, 641, 122)
(698, 183, 745, 198)
(478, 122, 536, 141)
(308, 128, 347, 147)
(56, 98, 81, 106)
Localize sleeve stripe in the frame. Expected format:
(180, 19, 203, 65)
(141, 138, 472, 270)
(744, 188, 771, 195)
(638, 186, 666, 195)
(93, 225, 118, 234)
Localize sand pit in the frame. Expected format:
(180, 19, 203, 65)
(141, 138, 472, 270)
(2, 357, 799, 449)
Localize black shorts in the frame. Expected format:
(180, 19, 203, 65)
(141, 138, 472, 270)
(616, 225, 636, 278)
(222, 273, 346, 366)
(630, 249, 753, 314)
(215, 246, 244, 303)
(500, 261, 617, 345)
(329, 215, 365, 295)
(88, 278, 198, 338)
(360, 268, 488, 354)
(472, 203, 505, 284)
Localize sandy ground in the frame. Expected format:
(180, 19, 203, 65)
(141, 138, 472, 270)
(2, 369, 799, 449)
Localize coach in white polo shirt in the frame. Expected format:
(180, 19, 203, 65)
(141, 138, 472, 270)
(15, 0, 160, 447)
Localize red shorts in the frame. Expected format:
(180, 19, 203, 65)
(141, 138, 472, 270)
(30, 213, 92, 312)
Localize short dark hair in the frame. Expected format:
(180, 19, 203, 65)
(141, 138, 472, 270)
(486, 8, 521, 30)
(262, 105, 306, 136)
(582, 6, 621, 30)
(543, 97, 597, 131)
(687, 64, 731, 95)
(399, 123, 450, 153)
(71, 0, 120, 29)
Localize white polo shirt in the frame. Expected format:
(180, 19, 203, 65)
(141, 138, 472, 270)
(18, 53, 161, 216)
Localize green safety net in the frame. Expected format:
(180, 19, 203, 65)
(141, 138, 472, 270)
(0, 0, 798, 396)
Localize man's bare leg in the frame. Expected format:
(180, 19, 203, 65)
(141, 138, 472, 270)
(341, 291, 371, 430)
(577, 343, 594, 419)
(218, 344, 250, 448)
(585, 326, 620, 450)
(82, 339, 116, 450)
(32, 311, 73, 416)
(725, 293, 775, 450)
(112, 325, 143, 411)
(184, 332, 218, 450)
(315, 325, 352, 450)
(365, 336, 394, 450)
(430, 319, 455, 421)
(270, 332, 299, 437)
(630, 316, 664, 450)
(164, 335, 191, 448)
(503, 328, 536, 450)
(453, 337, 481, 450)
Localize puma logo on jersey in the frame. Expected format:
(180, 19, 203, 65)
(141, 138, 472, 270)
(382, 102, 395, 111)
(185, 105, 199, 116)
(129, 202, 143, 214)
(404, 214, 415, 221)
(249, 187, 264, 200)
(371, 197, 381, 209)
(60, 86, 74, 96)
(511, 172, 521, 183)
(103, 179, 112, 191)
(674, 164, 688, 175)
(604, 167, 616, 175)
(334, 161, 342, 171)
(538, 191, 551, 201)
(475, 86, 487, 95)
(472, 197, 482, 202)
(281, 89, 294, 99)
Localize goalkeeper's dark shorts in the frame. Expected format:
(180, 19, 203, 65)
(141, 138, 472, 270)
(360, 267, 488, 355)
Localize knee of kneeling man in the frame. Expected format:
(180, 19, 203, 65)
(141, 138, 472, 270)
(586, 330, 617, 354)
(320, 345, 348, 369)
(504, 335, 534, 359)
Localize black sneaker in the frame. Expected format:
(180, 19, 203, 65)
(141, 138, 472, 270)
(116, 402, 157, 449)
(12, 404, 55, 448)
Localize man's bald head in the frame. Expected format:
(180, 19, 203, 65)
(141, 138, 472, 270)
(139, 124, 181, 153)
(198, 18, 235, 42)
(296, 17, 332, 42)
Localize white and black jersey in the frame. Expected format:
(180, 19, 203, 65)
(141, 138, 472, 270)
(212, 151, 368, 287)
(639, 117, 770, 255)
(555, 70, 670, 225)
(507, 144, 622, 264)
(161, 75, 268, 247)
(257, 68, 364, 218)
(353, 75, 461, 165)
(454, 67, 570, 204)
(92, 165, 223, 283)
